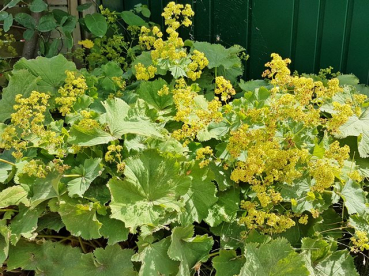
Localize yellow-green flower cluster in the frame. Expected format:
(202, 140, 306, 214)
(196, 146, 213, 168)
(161, 2, 194, 29)
(1, 91, 49, 158)
(55, 71, 88, 116)
(187, 50, 209, 81)
(0, 91, 66, 159)
(215, 76, 236, 101)
(22, 159, 48, 178)
(139, 26, 163, 50)
(326, 102, 354, 134)
(105, 144, 125, 173)
(351, 231, 369, 252)
(134, 63, 157, 81)
(239, 202, 296, 234)
(0, 28, 17, 57)
(171, 78, 222, 145)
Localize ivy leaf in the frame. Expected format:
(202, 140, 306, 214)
(0, 186, 28, 208)
(240, 238, 309, 276)
(337, 107, 369, 158)
(67, 158, 103, 197)
(0, 69, 39, 122)
(132, 237, 179, 276)
(314, 250, 359, 276)
(108, 150, 191, 231)
(13, 54, 76, 94)
(66, 245, 136, 276)
(7, 0, 22, 8)
(213, 250, 244, 276)
(77, 3, 93, 11)
(57, 197, 102, 240)
(179, 166, 217, 225)
(29, 0, 48, 13)
(0, 11, 8, 21)
(3, 13, 13, 32)
(205, 188, 240, 227)
(168, 225, 214, 276)
(14, 13, 36, 29)
(98, 214, 129, 245)
(340, 180, 368, 215)
(121, 11, 147, 26)
(84, 13, 107, 37)
(37, 14, 57, 32)
(102, 98, 163, 139)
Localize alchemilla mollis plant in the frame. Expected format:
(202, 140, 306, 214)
(1, 2, 369, 275)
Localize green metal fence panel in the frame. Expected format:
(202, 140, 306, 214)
(99, 0, 369, 84)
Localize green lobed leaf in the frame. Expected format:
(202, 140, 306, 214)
(31, 170, 62, 207)
(136, 79, 173, 112)
(102, 98, 163, 139)
(13, 54, 76, 94)
(179, 165, 218, 225)
(239, 238, 309, 276)
(65, 245, 136, 276)
(168, 225, 214, 276)
(314, 250, 359, 276)
(337, 107, 369, 158)
(213, 249, 245, 276)
(84, 13, 107, 37)
(9, 205, 42, 244)
(192, 42, 242, 69)
(68, 125, 116, 146)
(0, 186, 28, 208)
(132, 237, 179, 276)
(98, 214, 129, 245)
(211, 221, 245, 250)
(67, 158, 103, 197)
(108, 150, 191, 231)
(0, 69, 39, 122)
(57, 197, 102, 240)
(340, 180, 368, 215)
(37, 212, 64, 232)
(7, 240, 82, 274)
(205, 187, 240, 227)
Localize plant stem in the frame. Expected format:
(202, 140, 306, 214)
(0, 158, 15, 166)
(0, 208, 18, 212)
(62, 174, 82, 178)
(79, 237, 87, 253)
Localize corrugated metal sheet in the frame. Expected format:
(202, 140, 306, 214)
(100, 0, 369, 84)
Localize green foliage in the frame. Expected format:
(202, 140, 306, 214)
(1, 2, 369, 276)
